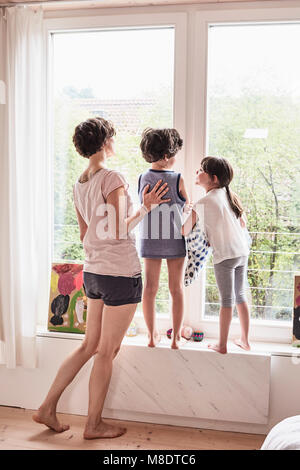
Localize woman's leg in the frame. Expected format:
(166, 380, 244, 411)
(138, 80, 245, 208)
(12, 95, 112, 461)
(234, 258, 251, 350)
(166, 257, 185, 349)
(33, 298, 104, 432)
(83, 302, 137, 439)
(142, 258, 162, 347)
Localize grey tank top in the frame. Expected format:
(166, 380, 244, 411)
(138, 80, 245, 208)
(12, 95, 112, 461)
(138, 169, 186, 258)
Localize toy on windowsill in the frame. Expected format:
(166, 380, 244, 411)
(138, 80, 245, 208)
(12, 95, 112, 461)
(167, 328, 172, 339)
(166, 326, 193, 340)
(126, 321, 137, 337)
(181, 326, 193, 340)
(192, 331, 204, 342)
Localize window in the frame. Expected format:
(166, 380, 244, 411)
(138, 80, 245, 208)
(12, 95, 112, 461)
(51, 26, 175, 321)
(45, 6, 300, 340)
(205, 23, 300, 323)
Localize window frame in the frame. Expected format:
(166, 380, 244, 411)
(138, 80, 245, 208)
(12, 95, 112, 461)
(43, 11, 187, 332)
(192, 5, 300, 343)
(42, 3, 300, 343)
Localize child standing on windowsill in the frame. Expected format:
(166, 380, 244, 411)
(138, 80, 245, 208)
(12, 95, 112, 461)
(182, 156, 251, 354)
(138, 128, 191, 349)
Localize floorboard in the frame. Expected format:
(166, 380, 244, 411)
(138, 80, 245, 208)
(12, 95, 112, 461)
(0, 406, 266, 450)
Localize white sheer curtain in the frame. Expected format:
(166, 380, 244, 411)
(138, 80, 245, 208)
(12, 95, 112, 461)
(0, 6, 51, 368)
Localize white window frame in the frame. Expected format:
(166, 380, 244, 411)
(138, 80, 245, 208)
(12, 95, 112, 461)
(42, 2, 300, 343)
(43, 12, 187, 333)
(192, 4, 300, 344)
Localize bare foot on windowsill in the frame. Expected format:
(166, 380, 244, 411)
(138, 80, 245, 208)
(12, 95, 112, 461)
(171, 335, 187, 350)
(207, 343, 227, 354)
(148, 332, 161, 348)
(234, 338, 251, 351)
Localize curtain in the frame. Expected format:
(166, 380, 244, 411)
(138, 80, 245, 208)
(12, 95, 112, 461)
(0, 6, 50, 368)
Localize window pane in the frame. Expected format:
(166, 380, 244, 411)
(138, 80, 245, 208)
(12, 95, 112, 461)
(52, 27, 174, 317)
(206, 23, 300, 322)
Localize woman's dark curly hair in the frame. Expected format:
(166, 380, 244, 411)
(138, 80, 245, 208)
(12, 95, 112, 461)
(72, 117, 116, 158)
(140, 128, 183, 163)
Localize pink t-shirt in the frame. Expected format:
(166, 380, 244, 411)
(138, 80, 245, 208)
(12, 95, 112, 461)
(73, 168, 141, 277)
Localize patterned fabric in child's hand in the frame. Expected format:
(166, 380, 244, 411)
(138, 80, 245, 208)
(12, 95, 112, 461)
(184, 221, 211, 286)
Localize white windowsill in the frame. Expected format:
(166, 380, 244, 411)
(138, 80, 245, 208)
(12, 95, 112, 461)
(36, 326, 299, 357)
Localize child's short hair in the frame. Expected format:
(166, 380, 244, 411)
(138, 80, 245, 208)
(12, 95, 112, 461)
(140, 128, 183, 163)
(73, 117, 116, 158)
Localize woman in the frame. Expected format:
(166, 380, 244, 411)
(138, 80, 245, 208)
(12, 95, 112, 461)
(33, 117, 170, 439)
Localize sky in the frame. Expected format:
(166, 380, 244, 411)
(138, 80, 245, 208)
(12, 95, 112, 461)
(208, 23, 300, 97)
(53, 22, 300, 101)
(53, 27, 174, 100)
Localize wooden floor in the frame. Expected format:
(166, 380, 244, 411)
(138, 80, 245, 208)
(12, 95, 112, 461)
(0, 406, 265, 450)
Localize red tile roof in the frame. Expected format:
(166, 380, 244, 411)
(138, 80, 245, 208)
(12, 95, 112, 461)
(74, 98, 157, 135)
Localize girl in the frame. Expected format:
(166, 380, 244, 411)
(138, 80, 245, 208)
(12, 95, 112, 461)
(182, 156, 251, 354)
(138, 128, 191, 349)
(33, 117, 170, 439)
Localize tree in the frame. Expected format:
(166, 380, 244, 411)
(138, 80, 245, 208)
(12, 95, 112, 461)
(53, 88, 300, 321)
(207, 92, 300, 320)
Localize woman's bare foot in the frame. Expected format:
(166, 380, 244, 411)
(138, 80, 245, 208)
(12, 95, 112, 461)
(234, 338, 251, 351)
(83, 421, 127, 440)
(207, 343, 227, 354)
(148, 332, 161, 348)
(32, 407, 70, 433)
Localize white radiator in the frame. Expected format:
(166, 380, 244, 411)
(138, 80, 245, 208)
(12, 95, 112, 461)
(105, 345, 271, 424)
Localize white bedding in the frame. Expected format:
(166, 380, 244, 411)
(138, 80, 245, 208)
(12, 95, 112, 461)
(261, 416, 300, 450)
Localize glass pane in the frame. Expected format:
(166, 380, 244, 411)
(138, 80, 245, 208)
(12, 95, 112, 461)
(206, 23, 300, 322)
(52, 27, 174, 317)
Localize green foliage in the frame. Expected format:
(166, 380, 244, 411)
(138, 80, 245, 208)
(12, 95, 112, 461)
(207, 92, 300, 320)
(53, 90, 173, 316)
(53, 88, 300, 321)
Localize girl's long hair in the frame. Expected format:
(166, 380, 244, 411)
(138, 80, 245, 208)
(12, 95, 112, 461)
(201, 156, 244, 219)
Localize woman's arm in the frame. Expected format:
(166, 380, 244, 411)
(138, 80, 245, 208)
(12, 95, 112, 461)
(75, 205, 88, 242)
(106, 179, 171, 239)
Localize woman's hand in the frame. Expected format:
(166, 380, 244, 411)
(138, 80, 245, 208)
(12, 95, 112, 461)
(142, 179, 171, 212)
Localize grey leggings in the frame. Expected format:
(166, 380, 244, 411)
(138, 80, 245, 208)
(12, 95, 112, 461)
(213, 256, 248, 308)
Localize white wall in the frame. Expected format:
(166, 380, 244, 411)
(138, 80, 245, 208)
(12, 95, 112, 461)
(42, 0, 300, 344)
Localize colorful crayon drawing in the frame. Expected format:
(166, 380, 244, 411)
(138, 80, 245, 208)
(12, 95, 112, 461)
(48, 263, 87, 334)
(292, 275, 300, 347)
